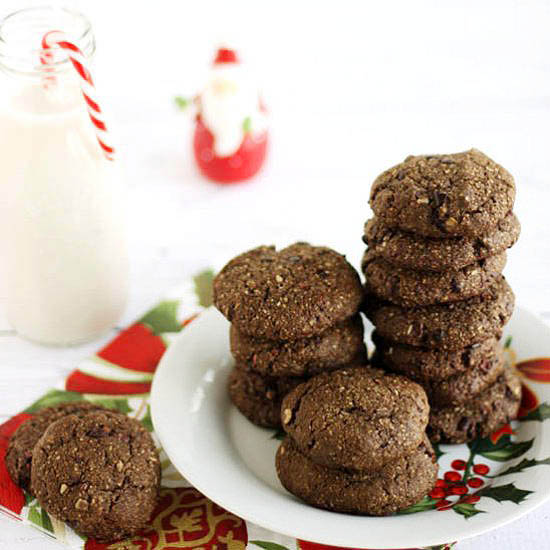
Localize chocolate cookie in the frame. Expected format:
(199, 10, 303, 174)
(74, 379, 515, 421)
(31, 410, 160, 542)
(213, 243, 363, 340)
(369, 149, 515, 238)
(428, 367, 521, 443)
(362, 250, 506, 306)
(230, 315, 367, 377)
(371, 332, 501, 381)
(373, 342, 506, 407)
(364, 276, 514, 350)
(276, 436, 437, 515)
(228, 366, 306, 428)
(6, 402, 110, 492)
(281, 367, 429, 471)
(363, 212, 520, 272)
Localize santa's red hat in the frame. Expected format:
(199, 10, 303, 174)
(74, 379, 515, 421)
(214, 47, 239, 64)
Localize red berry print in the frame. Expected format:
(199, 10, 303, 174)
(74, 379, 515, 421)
(450, 485, 468, 496)
(451, 459, 467, 470)
(473, 463, 490, 475)
(429, 487, 446, 499)
(435, 478, 448, 488)
(462, 495, 481, 504)
(468, 477, 484, 488)
(444, 470, 462, 482)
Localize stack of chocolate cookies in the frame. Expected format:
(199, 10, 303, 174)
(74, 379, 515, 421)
(213, 242, 366, 428)
(363, 149, 522, 443)
(276, 368, 438, 515)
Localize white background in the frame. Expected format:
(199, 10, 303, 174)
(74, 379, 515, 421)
(0, 1, 549, 548)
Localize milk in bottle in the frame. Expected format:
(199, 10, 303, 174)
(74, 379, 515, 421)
(0, 7, 128, 345)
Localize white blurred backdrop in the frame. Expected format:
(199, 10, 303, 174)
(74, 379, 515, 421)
(0, 1, 549, 549)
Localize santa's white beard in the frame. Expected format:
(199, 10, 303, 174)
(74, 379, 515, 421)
(201, 67, 263, 157)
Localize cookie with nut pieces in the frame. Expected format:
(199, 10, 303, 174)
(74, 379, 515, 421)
(31, 410, 160, 542)
(369, 149, 515, 238)
(371, 332, 501, 383)
(363, 212, 520, 272)
(230, 314, 367, 377)
(6, 401, 112, 493)
(280, 367, 429, 472)
(364, 276, 514, 350)
(228, 365, 306, 428)
(362, 249, 506, 307)
(213, 243, 363, 341)
(372, 338, 506, 407)
(428, 366, 521, 443)
(276, 435, 438, 515)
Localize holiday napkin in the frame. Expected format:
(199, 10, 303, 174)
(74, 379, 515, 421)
(0, 269, 454, 550)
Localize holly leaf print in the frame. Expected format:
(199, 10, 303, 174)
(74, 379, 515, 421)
(521, 402, 550, 422)
(504, 336, 513, 349)
(397, 495, 437, 514)
(497, 456, 550, 477)
(141, 405, 154, 432)
(477, 483, 532, 504)
(250, 541, 291, 550)
(140, 301, 182, 334)
(28, 505, 53, 533)
(24, 389, 84, 413)
(271, 427, 286, 441)
(432, 442, 444, 460)
(193, 269, 214, 308)
(471, 432, 533, 462)
(453, 502, 485, 518)
(88, 397, 133, 414)
(478, 438, 533, 462)
(40, 508, 53, 532)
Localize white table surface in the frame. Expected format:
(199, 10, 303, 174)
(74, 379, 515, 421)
(1, 1, 550, 548)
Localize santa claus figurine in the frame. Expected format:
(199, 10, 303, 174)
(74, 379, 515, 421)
(181, 47, 268, 184)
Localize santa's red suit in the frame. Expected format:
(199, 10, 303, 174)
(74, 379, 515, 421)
(193, 48, 268, 183)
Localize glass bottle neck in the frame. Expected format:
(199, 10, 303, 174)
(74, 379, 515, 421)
(0, 6, 95, 79)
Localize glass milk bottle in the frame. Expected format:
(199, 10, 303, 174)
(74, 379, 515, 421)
(0, 7, 128, 345)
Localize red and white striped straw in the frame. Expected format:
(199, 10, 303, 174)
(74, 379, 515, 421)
(41, 30, 115, 161)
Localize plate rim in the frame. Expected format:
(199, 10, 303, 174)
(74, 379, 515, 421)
(151, 305, 550, 549)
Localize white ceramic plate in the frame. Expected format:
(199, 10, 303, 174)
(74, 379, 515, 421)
(151, 306, 550, 549)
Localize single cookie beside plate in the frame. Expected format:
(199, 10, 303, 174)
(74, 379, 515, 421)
(6, 401, 112, 493)
(31, 410, 160, 542)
